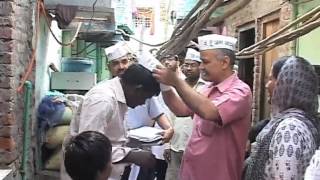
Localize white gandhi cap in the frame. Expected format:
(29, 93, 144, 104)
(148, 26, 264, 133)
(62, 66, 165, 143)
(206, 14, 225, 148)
(198, 34, 237, 51)
(185, 48, 201, 62)
(137, 51, 162, 71)
(104, 41, 130, 61)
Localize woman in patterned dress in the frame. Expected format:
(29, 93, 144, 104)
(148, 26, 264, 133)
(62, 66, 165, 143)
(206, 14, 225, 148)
(245, 56, 320, 180)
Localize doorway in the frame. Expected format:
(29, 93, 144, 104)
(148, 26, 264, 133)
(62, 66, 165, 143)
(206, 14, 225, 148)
(260, 19, 280, 119)
(238, 28, 255, 90)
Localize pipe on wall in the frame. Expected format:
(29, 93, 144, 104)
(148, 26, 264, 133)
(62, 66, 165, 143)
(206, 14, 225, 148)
(21, 81, 33, 180)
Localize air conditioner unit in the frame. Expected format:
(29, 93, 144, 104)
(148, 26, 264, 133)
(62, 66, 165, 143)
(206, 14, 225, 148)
(51, 72, 96, 90)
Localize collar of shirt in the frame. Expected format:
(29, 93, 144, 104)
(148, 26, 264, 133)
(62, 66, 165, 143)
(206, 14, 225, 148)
(113, 77, 126, 104)
(210, 72, 237, 93)
(197, 78, 207, 86)
(194, 79, 206, 90)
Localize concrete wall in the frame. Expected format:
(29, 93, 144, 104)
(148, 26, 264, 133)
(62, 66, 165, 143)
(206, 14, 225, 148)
(295, 0, 320, 112)
(296, 0, 320, 65)
(35, 18, 61, 107)
(0, 0, 34, 178)
(223, 0, 294, 122)
(45, 0, 111, 8)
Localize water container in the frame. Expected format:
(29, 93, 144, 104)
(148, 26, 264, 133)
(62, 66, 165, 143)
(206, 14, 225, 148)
(61, 57, 94, 72)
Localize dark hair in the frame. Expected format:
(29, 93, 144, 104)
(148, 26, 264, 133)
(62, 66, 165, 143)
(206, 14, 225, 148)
(248, 119, 270, 143)
(121, 63, 160, 96)
(64, 131, 112, 180)
(186, 44, 199, 52)
(272, 56, 289, 79)
(178, 49, 187, 61)
(217, 48, 236, 66)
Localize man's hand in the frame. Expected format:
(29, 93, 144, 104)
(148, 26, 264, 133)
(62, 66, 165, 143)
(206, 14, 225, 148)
(123, 149, 156, 168)
(160, 128, 174, 143)
(153, 65, 180, 87)
(163, 149, 171, 162)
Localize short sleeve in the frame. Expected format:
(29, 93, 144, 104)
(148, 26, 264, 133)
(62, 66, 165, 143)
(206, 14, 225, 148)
(147, 97, 165, 119)
(213, 88, 251, 126)
(267, 118, 316, 180)
(78, 97, 114, 134)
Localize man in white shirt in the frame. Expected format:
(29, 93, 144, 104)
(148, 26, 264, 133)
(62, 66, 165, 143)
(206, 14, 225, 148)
(105, 42, 173, 142)
(68, 63, 161, 180)
(105, 43, 173, 180)
(105, 42, 173, 146)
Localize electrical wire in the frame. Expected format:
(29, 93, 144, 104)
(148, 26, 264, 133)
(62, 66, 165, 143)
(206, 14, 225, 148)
(72, 42, 95, 55)
(85, 0, 99, 33)
(115, 29, 168, 47)
(40, 1, 82, 46)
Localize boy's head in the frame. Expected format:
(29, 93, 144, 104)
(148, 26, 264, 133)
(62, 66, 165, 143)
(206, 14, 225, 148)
(64, 131, 112, 180)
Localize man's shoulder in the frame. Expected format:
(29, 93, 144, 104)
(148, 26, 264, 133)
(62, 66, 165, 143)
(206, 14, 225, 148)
(87, 78, 118, 94)
(85, 82, 116, 102)
(229, 77, 252, 96)
(234, 76, 251, 89)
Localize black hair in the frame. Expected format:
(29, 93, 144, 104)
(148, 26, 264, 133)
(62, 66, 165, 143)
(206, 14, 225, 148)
(272, 56, 289, 79)
(248, 119, 270, 143)
(186, 44, 199, 52)
(178, 49, 187, 60)
(217, 48, 236, 66)
(64, 131, 112, 180)
(121, 63, 160, 96)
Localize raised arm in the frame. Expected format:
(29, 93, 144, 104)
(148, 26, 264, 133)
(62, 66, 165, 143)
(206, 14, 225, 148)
(153, 67, 220, 123)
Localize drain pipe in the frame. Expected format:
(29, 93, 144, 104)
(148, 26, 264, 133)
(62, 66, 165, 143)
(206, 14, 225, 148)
(21, 81, 33, 180)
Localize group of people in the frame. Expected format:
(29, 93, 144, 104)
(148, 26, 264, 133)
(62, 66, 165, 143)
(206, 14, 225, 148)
(60, 33, 319, 180)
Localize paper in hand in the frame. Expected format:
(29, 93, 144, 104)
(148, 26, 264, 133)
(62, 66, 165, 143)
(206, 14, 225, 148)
(138, 51, 163, 71)
(138, 51, 171, 91)
(128, 126, 164, 143)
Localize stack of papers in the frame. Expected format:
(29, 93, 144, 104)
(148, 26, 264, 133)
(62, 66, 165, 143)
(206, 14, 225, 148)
(128, 126, 163, 143)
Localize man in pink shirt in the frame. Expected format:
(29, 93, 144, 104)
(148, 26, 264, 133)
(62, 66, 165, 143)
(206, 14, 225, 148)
(153, 35, 252, 180)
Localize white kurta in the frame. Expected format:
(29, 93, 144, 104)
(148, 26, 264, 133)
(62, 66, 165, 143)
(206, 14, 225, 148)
(62, 77, 131, 180)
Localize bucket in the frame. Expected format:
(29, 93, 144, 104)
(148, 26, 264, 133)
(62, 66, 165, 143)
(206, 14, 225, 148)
(61, 57, 94, 72)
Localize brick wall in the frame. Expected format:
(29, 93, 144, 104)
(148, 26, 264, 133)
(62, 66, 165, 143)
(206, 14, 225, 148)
(0, 0, 34, 178)
(223, 0, 294, 123)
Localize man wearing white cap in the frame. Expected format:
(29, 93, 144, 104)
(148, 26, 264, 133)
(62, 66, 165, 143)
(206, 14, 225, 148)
(62, 63, 163, 180)
(105, 41, 135, 78)
(164, 48, 206, 180)
(105, 44, 174, 180)
(153, 34, 252, 180)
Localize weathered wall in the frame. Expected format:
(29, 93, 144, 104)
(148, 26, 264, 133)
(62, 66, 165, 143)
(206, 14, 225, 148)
(35, 17, 62, 107)
(223, 0, 294, 122)
(296, 0, 320, 65)
(0, 0, 34, 178)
